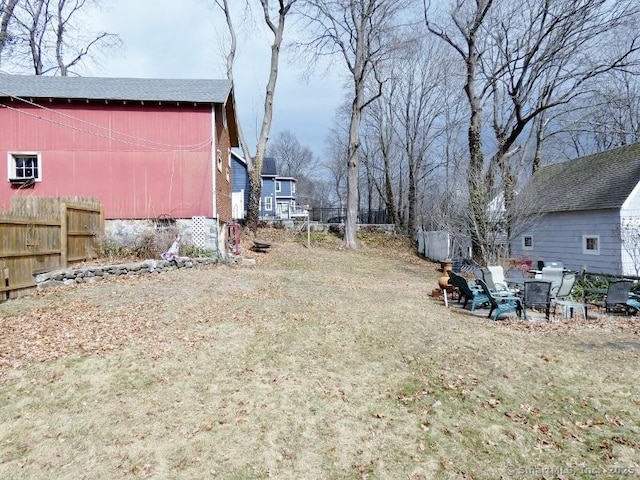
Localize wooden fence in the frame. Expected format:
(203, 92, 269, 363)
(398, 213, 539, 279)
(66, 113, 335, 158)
(0, 196, 104, 300)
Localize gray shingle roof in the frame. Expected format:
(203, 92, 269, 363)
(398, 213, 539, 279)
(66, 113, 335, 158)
(0, 74, 232, 104)
(523, 142, 640, 213)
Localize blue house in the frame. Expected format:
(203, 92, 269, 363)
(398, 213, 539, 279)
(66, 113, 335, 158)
(230, 152, 299, 220)
(511, 142, 640, 275)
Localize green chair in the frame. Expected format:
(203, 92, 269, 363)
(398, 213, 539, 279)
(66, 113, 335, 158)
(449, 271, 490, 311)
(476, 279, 522, 321)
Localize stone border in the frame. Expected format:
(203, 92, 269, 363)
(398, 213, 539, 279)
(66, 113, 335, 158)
(34, 257, 220, 290)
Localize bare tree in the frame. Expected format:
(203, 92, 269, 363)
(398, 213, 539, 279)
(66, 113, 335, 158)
(4, 0, 120, 75)
(266, 129, 323, 211)
(361, 85, 399, 227)
(266, 130, 319, 178)
(0, 0, 20, 62)
(390, 37, 453, 234)
(620, 218, 640, 277)
(424, 0, 494, 263)
(53, 0, 120, 76)
(214, 0, 297, 233)
(425, 0, 640, 263)
(299, 0, 413, 248)
(547, 69, 640, 159)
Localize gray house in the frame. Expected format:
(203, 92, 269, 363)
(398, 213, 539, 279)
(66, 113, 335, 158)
(511, 142, 640, 275)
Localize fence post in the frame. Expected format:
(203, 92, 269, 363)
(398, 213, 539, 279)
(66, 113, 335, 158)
(60, 203, 68, 268)
(99, 204, 105, 256)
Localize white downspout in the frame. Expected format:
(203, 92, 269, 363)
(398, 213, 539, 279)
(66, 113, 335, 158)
(211, 105, 217, 219)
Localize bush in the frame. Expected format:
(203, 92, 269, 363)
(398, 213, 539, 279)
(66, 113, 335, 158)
(101, 227, 180, 260)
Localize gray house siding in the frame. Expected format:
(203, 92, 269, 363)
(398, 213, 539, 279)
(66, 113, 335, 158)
(512, 209, 622, 274)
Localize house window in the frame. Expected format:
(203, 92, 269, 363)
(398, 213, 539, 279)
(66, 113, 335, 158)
(583, 235, 600, 255)
(292, 182, 296, 194)
(264, 196, 273, 211)
(276, 181, 281, 193)
(8, 152, 41, 182)
(523, 235, 533, 250)
(217, 149, 222, 172)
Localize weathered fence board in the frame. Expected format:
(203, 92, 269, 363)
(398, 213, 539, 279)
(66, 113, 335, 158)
(416, 228, 450, 262)
(0, 196, 103, 300)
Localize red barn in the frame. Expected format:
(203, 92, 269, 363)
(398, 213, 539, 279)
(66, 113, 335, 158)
(0, 74, 239, 223)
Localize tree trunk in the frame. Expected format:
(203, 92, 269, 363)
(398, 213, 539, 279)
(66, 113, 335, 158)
(0, 0, 19, 60)
(407, 161, 417, 235)
(466, 66, 486, 264)
(344, 103, 361, 248)
(246, 165, 263, 232)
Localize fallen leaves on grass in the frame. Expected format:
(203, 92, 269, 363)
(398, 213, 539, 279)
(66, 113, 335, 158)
(0, 297, 164, 380)
(494, 315, 640, 336)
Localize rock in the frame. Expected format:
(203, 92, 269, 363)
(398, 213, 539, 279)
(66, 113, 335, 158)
(38, 280, 64, 290)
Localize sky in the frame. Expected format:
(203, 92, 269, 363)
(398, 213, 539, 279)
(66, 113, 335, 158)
(80, 0, 346, 159)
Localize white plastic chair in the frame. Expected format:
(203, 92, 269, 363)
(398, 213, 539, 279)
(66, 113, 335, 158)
(541, 267, 564, 293)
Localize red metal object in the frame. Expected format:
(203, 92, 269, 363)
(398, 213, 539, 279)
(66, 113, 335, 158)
(227, 222, 241, 255)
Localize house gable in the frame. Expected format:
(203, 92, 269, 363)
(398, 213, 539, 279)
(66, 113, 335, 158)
(512, 142, 640, 275)
(0, 74, 240, 221)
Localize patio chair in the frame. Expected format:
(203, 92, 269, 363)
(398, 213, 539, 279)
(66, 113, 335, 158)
(605, 280, 640, 315)
(487, 265, 511, 291)
(476, 279, 522, 321)
(449, 271, 490, 311)
(522, 280, 552, 320)
(473, 266, 486, 282)
(551, 273, 586, 319)
(541, 267, 564, 292)
(480, 267, 514, 295)
(551, 273, 577, 300)
(505, 267, 526, 291)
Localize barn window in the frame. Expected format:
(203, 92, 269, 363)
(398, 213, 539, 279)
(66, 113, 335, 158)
(583, 235, 600, 255)
(8, 152, 41, 183)
(523, 235, 533, 250)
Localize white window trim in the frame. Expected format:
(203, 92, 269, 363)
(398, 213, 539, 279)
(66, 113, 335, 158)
(276, 180, 282, 193)
(583, 234, 600, 255)
(7, 151, 42, 182)
(292, 182, 296, 194)
(522, 235, 533, 250)
(264, 196, 273, 211)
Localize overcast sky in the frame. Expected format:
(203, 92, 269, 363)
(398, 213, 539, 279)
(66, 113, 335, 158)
(81, 0, 346, 159)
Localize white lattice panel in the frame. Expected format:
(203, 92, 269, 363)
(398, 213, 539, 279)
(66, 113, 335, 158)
(192, 216, 207, 248)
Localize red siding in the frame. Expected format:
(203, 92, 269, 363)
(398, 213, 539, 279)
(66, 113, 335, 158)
(0, 101, 217, 219)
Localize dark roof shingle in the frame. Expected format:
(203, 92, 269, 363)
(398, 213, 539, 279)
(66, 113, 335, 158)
(0, 74, 232, 104)
(262, 158, 277, 176)
(522, 142, 640, 213)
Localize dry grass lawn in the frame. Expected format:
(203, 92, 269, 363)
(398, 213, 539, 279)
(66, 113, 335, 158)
(1, 230, 639, 479)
